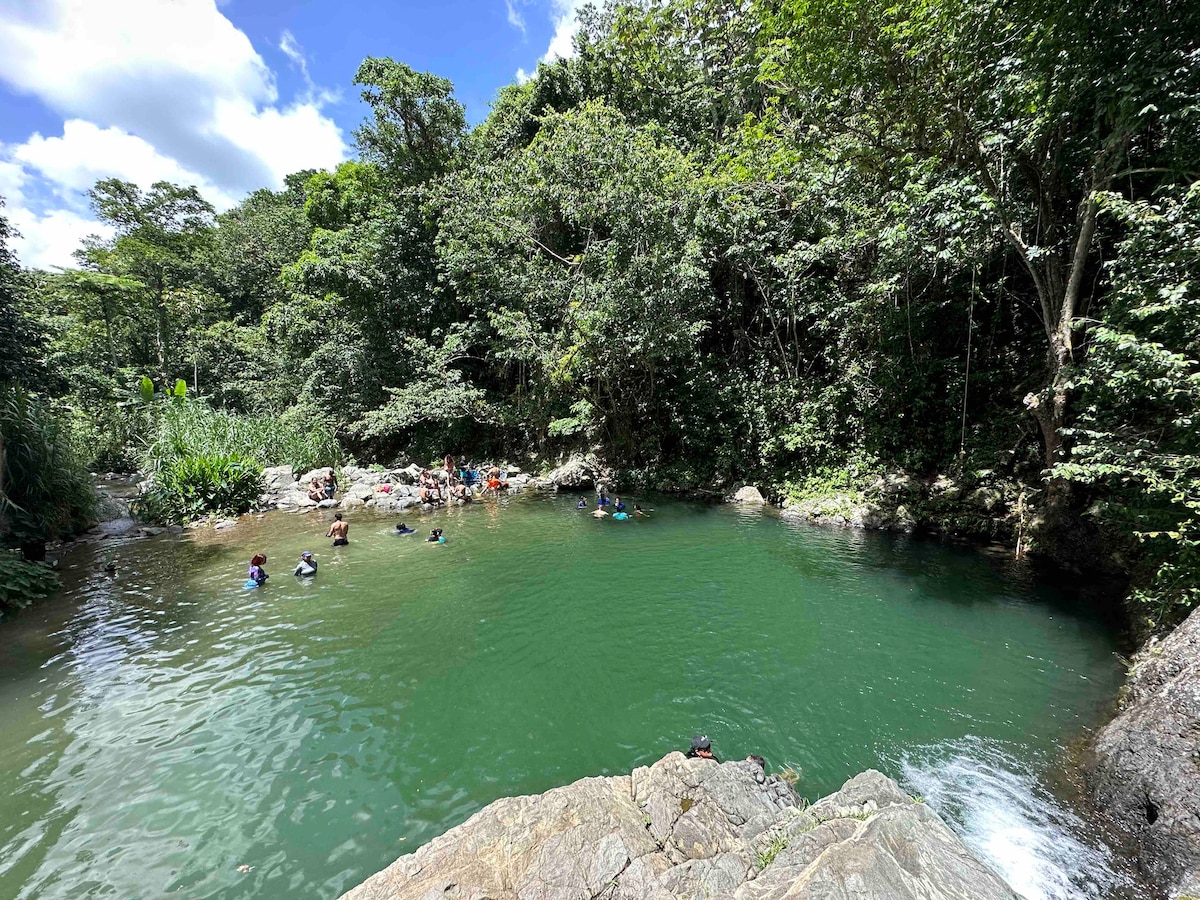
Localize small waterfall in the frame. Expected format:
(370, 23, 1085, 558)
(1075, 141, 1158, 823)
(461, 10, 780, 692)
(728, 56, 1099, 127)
(893, 737, 1131, 900)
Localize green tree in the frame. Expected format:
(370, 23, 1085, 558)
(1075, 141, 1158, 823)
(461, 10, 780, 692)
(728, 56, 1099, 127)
(81, 179, 217, 382)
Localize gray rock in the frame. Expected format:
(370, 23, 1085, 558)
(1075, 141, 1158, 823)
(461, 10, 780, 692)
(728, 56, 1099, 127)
(213, 519, 238, 530)
(731, 486, 767, 505)
(262, 465, 297, 492)
(339, 756, 1018, 900)
(540, 455, 605, 490)
(317, 499, 340, 509)
(1088, 605, 1200, 895)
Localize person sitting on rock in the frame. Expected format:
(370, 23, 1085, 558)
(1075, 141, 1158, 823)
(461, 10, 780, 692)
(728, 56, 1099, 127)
(323, 470, 337, 500)
(686, 735, 718, 761)
(307, 477, 324, 502)
(293, 551, 318, 577)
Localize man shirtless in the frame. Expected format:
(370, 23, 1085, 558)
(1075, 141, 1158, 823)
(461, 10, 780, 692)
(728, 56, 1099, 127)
(326, 513, 350, 546)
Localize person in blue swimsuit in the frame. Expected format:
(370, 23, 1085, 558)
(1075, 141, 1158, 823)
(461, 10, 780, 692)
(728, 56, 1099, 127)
(248, 554, 269, 586)
(396, 522, 415, 534)
(577, 499, 587, 509)
(613, 497, 627, 512)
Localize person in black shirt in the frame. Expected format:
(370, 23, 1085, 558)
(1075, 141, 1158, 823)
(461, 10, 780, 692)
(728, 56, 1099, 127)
(686, 735, 718, 761)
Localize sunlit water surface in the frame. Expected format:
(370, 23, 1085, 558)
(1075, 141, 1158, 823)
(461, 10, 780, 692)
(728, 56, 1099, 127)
(0, 495, 1128, 899)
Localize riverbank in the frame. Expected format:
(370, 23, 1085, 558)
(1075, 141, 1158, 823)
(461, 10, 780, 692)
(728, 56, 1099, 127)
(340, 753, 1020, 900)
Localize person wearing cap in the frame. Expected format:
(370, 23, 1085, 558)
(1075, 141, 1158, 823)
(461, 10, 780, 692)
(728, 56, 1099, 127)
(686, 735, 719, 761)
(293, 551, 318, 577)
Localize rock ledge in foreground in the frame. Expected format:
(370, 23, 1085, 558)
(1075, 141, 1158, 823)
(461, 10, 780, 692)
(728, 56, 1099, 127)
(340, 753, 1017, 900)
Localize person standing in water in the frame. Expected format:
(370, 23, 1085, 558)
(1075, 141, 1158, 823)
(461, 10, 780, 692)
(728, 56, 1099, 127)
(327, 514, 350, 546)
(293, 551, 318, 576)
(248, 554, 269, 586)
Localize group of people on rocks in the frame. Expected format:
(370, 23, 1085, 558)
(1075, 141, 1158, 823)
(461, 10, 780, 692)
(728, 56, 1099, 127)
(306, 470, 338, 503)
(411, 456, 511, 506)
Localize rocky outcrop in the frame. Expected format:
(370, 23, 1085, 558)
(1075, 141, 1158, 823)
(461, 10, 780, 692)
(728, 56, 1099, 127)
(780, 472, 1016, 539)
(1088, 605, 1200, 899)
(536, 454, 608, 491)
(340, 754, 1017, 900)
(259, 464, 532, 513)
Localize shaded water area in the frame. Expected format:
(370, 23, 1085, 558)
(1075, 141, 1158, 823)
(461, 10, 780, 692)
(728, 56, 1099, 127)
(0, 494, 1130, 899)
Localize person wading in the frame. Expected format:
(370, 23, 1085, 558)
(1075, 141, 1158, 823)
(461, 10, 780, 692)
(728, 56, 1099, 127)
(327, 514, 350, 547)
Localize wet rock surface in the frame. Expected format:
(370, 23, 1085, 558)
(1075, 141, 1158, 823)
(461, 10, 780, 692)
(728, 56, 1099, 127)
(340, 754, 1018, 900)
(1089, 605, 1200, 899)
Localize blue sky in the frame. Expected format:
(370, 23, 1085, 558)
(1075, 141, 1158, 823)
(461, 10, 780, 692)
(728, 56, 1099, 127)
(0, 0, 583, 268)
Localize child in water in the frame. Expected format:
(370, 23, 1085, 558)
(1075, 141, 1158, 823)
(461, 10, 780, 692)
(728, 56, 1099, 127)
(248, 554, 269, 586)
(426, 528, 445, 543)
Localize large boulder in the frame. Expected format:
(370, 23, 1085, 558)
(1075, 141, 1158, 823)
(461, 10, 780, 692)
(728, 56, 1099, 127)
(540, 455, 605, 490)
(731, 486, 767, 505)
(262, 465, 297, 492)
(1088, 605, 1200, 898)
(339, 755, 1018, 900)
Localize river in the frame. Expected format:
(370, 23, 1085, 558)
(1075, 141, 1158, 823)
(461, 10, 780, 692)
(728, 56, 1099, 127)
(0, 494, 1131, 899)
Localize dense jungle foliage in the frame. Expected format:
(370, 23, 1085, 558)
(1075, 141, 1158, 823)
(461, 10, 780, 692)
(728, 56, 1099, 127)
(2, 0, 1199, 621)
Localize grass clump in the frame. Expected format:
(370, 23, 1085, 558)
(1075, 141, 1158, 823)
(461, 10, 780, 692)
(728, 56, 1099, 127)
(136, 400, 340, 523)
(0, 383, 96, 552)
(756, 833, 789, 869)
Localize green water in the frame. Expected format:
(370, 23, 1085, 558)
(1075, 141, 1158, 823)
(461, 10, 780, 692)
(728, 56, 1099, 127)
(0, 495, 1124, 899)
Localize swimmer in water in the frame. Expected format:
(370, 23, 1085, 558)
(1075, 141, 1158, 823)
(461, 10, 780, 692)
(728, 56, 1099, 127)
(293, 551, 318, 576)
(426, 528, 444, 543)
(396, 522, 415, 534)
(248, 554, 269, 585)
(577, 499, 587, 509)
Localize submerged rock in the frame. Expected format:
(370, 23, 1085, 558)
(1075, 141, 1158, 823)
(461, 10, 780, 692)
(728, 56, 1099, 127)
(1088, 605, 1200, 898)
(339, 754, 1017, 900)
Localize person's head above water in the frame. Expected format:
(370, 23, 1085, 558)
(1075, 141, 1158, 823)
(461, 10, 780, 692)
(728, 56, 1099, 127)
(334, 513, 343, 521)
(300, 551, 313, 560)
(251, 553, 266, 566)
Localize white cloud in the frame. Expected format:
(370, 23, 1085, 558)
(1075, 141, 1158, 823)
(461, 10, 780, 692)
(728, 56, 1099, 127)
(515, 67, 533, 85)
(506, 0, 527, 34)
(4, 205, 113, 271)
(13, 120, 238, 207)
(542, 0, 586, 63)
(0, 0, 349, 268)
